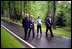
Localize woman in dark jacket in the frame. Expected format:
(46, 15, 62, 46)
(28, 15, 35, 38)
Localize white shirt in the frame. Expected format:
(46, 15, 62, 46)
(37, 19, 42, 25)
(49, 18, 51, 23)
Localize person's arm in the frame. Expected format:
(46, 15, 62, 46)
(29, 20, 32, 28)
(37, 19, 38, 24)
(22, 19, 23, 27)
(41, 19, 42, 24)
(22, 18, 25, 27)
(46, 19, 50, 26)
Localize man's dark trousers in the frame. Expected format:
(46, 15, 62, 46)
(46, 26, 53, 37)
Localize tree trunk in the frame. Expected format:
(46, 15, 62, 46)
(52, 1, 56, 29)
(9, 1, 11, 20)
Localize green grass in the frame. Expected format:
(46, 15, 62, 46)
(1, 17, 22, 26)
(1, 17, 71, 38)
(53, 28, 71, 38)
(1, 27, 24, 48)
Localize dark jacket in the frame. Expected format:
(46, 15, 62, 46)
(29, 19, 34, 29)
(22, 17, 29, 29)
(46, 18, 52, 27)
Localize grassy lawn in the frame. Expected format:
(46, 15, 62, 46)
(1, 17, 71, 38)
(1, 27, 24, 48)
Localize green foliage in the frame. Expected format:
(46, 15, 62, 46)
(56, 1, 71, 27)
(1, 1, 71, 26)
(56, 12, 66, 27)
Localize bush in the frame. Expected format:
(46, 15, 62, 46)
(56, 12, 66, 27)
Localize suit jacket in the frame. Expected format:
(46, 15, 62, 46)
(22, 17, 29, 29)
(46, 18, 52, 27)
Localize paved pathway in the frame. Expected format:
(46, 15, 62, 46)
(1, 20, 71, 48)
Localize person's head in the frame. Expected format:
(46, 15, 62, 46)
(29, 14, 31, 18)
(47, 14, 51, 19)
(49, 14, 51, 18)
(25, 13, 29, 18)
(48, 14, 51, 18)
(38, 16, 40, 19)
(30, 15, 34, 20)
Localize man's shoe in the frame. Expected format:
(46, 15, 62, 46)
(51, 35, 54, 37)
(46, 35, 48, 37)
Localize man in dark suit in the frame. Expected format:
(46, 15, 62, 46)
(22, 14, 29, 40)
(45, 14, 54, 37)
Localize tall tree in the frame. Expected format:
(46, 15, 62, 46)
(9, 1, 11, 20)
(52, 1, 56, 29)
(1, 1, 4, 16)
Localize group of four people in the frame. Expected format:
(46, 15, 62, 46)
(22, 13, 54, 40)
